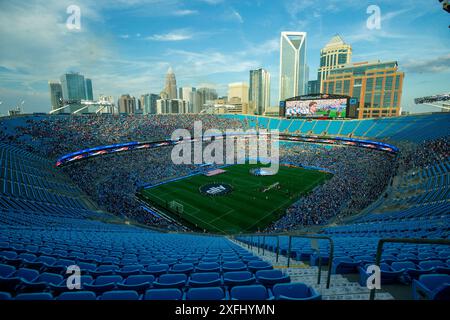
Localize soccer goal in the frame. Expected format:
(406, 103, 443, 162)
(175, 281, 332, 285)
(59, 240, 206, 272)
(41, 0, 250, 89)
(168, 200, 184, 214)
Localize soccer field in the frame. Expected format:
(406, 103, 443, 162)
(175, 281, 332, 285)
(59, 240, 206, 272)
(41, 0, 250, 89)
(139, 164, 332, 234)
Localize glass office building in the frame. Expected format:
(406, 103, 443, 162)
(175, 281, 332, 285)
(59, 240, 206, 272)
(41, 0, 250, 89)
(279, 32, 308, 101)
(323, 60, 404, 118)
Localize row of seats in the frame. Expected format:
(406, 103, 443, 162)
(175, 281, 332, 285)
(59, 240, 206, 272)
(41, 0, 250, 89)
(0, 282, 321, 301)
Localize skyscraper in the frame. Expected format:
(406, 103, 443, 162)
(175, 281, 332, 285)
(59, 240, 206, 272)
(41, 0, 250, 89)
(85, 78, 94, 101)
(279, 32, 308, 101)
(48, 82, 63, 111)
(228, 82, 249, 104)
(249, 68, 271, 115)
(317, 35, 352, 93)
(197, 87, 218, 110)
(60, 72, 86, 101)
(322, 60, 404, 118)
(142, 94, 160, 114)
(118, 94, 136, 114)
(164, 67, 177, 99)
(179, 87, 198, 113)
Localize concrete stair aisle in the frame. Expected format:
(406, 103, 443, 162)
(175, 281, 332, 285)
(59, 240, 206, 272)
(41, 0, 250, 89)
(231, 239, 394, 300)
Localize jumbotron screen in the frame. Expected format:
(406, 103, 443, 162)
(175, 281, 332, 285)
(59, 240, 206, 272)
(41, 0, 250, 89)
(285, 98, 347, 118)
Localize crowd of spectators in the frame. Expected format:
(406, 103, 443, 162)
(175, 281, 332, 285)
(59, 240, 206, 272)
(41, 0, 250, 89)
(1, 114, 446, 233)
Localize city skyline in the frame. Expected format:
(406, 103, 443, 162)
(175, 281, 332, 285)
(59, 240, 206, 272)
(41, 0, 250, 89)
(0, 0, 449, 115)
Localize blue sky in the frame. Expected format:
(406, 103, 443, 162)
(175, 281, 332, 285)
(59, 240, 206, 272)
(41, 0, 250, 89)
(0, 0, 449, 114)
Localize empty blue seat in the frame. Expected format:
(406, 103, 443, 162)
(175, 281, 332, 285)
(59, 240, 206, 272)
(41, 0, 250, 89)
(223, 271, 256, 287)
(144, 288, 182, 300)
(231, 285, 269, 300)
(145, 264, 169, 276)
(0, 292, 12, 300)
(419, 260, 446, 271)
(272, 283, 321, 300)
(195, 262, 220, 273)
(188, 272, 221, 287)
(332, 257, 360, 274)
(57, 291, 97, 300)
(153, 274, 187, 289)
(222, 262, 247, 272)
(84, 275, 123, 293)
(100, 290, 140, 300)
(255, 270, 290, 286)
(117, 264, 143, 277)
(170, 263, 194, 275)
(117, 275, 154, 293)
(20, 272, 64, 292)
(0, 263, 15, 278)
(247, 261, 272, 273)
(91, 264, 120, 276)
(412, 274, 450, 300)
(49, 275, 93, 293)
(15, 292, 53, 300)
(186, 287, 225, 300)
(359, 263, 404, 285)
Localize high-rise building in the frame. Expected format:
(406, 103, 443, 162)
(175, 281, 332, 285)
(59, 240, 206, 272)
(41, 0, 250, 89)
(48, 82, 63, 111)
(317, 35, 352, 93)
(179, 87, 199, 113)
(307, 80, 319, 95)
(142, 94, 160, 115)
(249, 69, 271, 115)
(156, 99, 188, 114)
(197, 87, 218, 110)
(118, 94, 136, 114)
(228, 82, 249, 104)
(163, 67, 177, 99)
(322, 60, 405, 119)
(279, 32, 308, 101)
(60, 72, 87, 101)
(85, 78, 94, 101)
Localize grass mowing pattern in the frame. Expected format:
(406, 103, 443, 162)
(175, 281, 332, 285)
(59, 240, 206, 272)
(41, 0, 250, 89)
(140, 164, 331, 234)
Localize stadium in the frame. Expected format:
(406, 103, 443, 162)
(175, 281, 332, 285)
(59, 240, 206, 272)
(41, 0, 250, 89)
(0, 112, 448, 304)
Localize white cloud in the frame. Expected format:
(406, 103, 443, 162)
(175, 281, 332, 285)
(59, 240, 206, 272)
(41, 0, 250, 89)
(146, 29, 193, 41)
(173, 9, 198, 16)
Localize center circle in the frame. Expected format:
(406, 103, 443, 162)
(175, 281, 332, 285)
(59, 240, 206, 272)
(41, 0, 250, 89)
(199, 183, 233, 196)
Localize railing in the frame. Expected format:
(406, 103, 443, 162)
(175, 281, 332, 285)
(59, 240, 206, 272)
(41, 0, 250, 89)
(369, 238, 450, 300)
(234, 233, 334, 289)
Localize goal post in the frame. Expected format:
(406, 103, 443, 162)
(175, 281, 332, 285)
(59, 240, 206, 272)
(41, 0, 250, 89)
(168, 200, 184, 214)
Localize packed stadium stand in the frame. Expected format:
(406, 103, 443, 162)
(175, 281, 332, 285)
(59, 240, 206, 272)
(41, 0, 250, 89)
(0, 113, 448, 300)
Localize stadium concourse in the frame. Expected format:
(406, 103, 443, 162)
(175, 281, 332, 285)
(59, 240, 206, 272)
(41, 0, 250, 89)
(0, 112, 448, 300)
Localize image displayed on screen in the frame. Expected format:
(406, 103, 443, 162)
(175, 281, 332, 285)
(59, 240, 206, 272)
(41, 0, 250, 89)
(285, 98, 347, 118)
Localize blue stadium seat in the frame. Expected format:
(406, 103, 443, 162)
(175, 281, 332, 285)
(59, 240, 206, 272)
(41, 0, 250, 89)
(332, 257, 360, 274)
(145, 264, 169, 276)
(144, 288, 182, 300)
(153, 274, 187, 289)
(117, 275, 154, 293)
(117, 265, 144, 277)
(57, 291, 97, 300)
(84, 275, 123, 293)
(222, 262, 247, 272)
(0, 263, 15, 278)
(195, 262, 220, 273)
(412, 274, 450, 300)
(15, 292, 53, 300)
(255, 270, 290, 286)
(186, 287, 225, 300)
(223, 271, 256, 287)
(100, 290, 140, 300)
(0, 292, 12, 300)
(188, 272, 221, 288)
(20, 272, 64, 292)
(49, 275, 93, 293)
(272, 283, 321, 300)
(230, 285, 269, 300)
(247, 261, 272, 273)
(169, 263, 194, 275)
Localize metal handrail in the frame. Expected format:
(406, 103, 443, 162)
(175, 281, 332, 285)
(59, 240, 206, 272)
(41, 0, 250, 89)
(369, 238, 450, 300)
(235, 233, 334, 289)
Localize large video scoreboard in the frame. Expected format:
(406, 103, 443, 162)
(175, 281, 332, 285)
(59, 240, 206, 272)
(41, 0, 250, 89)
(280, 94, 358, 119)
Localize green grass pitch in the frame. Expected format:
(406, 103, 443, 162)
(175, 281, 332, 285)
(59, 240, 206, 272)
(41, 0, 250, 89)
(139, 164, 332, 234)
